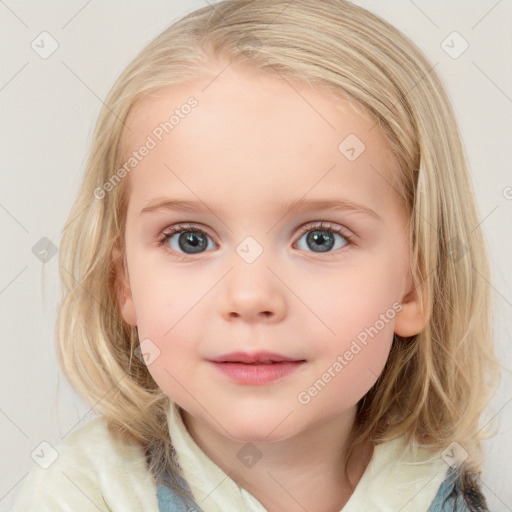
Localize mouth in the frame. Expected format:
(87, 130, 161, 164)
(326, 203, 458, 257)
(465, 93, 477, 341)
(207, 352, 306, 385)
(207, 351, 305, 364)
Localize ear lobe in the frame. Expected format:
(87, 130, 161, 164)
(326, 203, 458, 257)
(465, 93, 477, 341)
(394, 275, 429, 337)
(112, 245, 137, 327)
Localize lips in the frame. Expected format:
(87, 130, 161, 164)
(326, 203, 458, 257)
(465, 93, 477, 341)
(208, 352, 306, 385)
(208, 351, 304, 364)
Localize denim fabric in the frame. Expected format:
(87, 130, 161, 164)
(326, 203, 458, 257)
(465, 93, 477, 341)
(427, 468, 488, 512)
(157, 482, 204, 512)
(156, 470, 204, 512)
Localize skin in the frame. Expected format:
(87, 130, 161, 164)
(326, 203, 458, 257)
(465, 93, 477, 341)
(113, 60, 427, 511)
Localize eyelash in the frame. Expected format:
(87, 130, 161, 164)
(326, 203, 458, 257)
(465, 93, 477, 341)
(157, 221, 354, 259)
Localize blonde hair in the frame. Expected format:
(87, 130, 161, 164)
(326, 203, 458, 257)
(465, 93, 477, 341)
(57, 0, 501, 501)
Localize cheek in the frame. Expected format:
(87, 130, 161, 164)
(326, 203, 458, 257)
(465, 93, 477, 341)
(298, 267, 399, 409)
(300, 331, 393, 414)
(127, 259, 206, 391)
(129, 255, 201, 336)
(295, 250, 403, 401)
(303, 251, 405, 346)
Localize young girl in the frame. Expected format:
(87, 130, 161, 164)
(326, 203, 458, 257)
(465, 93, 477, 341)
(12, 0, 502, 510)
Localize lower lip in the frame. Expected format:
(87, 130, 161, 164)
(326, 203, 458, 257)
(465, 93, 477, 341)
(209, 361, 304, 385)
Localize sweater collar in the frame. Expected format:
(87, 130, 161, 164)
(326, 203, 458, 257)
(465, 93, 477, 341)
(167, 400, 450, 511)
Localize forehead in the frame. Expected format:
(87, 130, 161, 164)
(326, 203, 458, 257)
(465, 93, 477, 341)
(121, 64, 401, 220)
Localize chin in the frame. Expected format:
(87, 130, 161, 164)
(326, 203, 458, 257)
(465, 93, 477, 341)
(228, 429, 294, 444)
(217, 412, 298, 444)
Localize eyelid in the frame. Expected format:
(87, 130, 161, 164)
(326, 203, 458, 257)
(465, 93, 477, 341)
(296, 220, 355, 240)
(159, 223, 219, 246)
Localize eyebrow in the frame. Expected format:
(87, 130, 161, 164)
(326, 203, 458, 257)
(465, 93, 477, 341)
(140, 196, 382, 222)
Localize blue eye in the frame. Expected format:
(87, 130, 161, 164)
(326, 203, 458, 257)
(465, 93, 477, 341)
(295, 222, 351, 253)
(158, 224, 215, 255)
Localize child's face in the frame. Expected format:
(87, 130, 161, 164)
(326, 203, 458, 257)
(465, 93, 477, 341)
(115, 62, 425, 442)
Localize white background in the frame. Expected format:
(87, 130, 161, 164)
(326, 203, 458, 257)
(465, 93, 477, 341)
(1, 0, 511, 510)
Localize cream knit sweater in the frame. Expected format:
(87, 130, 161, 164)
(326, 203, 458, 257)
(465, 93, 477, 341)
(12, 401, 450, 511)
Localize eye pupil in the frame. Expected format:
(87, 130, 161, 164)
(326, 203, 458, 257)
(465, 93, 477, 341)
(179, 232, 208, 253)
(307, 230, 334, 252)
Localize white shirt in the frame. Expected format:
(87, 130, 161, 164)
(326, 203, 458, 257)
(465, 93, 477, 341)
(12, 400, 450, 511)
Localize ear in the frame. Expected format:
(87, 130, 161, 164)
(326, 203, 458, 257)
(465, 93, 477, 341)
(112, 245, 137, 327)
(394, 272, 428, 337)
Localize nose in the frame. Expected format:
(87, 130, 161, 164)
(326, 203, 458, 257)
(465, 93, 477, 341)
(218, 259, 287, 323)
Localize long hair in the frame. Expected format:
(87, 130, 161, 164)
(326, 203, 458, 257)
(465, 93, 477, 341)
(56, 0, 502, 503)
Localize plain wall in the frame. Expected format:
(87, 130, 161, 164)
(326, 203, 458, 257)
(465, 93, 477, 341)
(1, 1, 511, 510)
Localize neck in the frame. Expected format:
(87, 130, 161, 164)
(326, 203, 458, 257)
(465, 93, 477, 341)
(181, 407, 373, 512)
